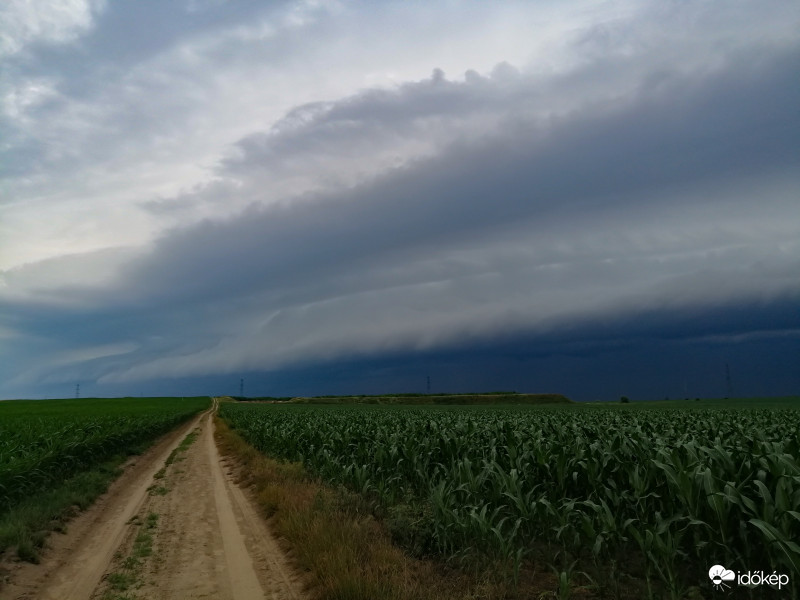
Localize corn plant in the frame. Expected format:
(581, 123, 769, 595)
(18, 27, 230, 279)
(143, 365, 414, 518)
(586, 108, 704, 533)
(221, 402, 800, 597)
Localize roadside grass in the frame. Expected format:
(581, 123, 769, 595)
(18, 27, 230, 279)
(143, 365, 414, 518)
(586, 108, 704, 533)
(146, 485, 168, 496)
(147, 429, 199, 495)
(168, 429, 200, 464)
(0, 456, 127, 563)
(100, 429, 186, 600)
(101, 512, 159, 600)
(214, 416, 569, 600)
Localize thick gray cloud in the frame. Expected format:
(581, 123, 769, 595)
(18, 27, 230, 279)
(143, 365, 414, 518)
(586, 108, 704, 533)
(1, 1, 799, 398)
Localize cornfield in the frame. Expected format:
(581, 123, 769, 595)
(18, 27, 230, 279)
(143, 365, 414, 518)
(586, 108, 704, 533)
(0, 397, 209, 515)
(220, 403, 800, 598)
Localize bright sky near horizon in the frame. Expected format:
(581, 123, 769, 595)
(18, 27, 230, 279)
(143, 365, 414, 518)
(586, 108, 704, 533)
(1, 0, 799, 400)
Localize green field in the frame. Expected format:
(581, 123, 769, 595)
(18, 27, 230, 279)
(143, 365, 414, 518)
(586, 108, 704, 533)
(220, 400, 800, 598)
(235, 392, 572, 405)
(0, 396, 209, 559)
(589, 396, 800, 410)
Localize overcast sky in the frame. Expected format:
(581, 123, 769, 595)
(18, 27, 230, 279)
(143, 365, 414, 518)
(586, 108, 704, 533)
(1, 0, 798, 401)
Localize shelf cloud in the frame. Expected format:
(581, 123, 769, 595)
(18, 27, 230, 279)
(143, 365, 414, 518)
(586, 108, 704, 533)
(1, 1, 798, 399)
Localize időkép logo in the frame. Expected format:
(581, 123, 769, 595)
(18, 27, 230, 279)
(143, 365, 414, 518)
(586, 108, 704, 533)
(708, 564, 790, 592)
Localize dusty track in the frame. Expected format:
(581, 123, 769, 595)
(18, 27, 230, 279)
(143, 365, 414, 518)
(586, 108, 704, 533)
(1, 399, 307, 600)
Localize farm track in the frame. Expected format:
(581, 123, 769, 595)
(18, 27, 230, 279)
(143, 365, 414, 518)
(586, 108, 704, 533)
(2, 399, 307, 600)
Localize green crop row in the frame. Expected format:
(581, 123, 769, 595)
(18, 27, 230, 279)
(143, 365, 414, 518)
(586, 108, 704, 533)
(220, 403, 800, 598)
(0, 397, 209, 514)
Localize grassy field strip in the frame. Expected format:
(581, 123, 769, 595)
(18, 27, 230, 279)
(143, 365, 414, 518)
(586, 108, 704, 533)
(98, 428, 201, 600)
(100, 511, 160, 600)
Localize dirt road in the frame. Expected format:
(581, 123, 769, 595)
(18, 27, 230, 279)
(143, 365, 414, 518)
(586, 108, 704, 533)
(2, 400, 307, 600)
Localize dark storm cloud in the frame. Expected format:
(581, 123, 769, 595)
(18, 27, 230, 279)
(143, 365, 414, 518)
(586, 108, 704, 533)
(2, 25, 799, 396)
(223, 62, 526, 169)
(131, 46, 800, 306)
(90, 301, 798, 402)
